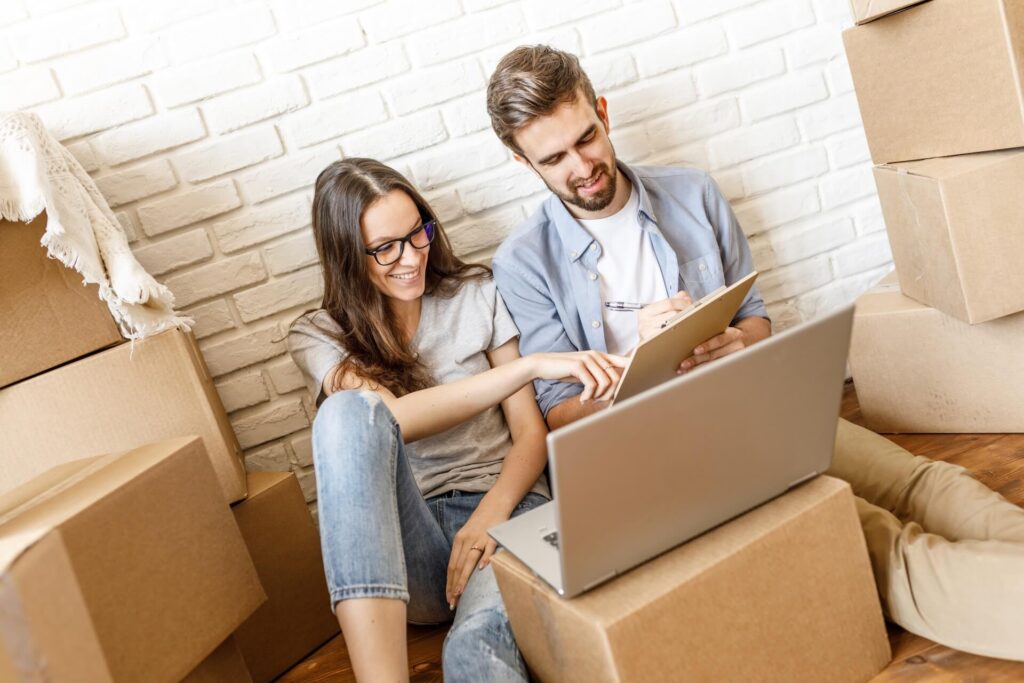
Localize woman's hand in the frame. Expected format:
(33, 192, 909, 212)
(528, 350, 629, 402)
(446, 500, 511, 609)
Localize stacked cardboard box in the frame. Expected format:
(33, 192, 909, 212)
(0, 213, 338, 680)
(844, 0, 1024, 432)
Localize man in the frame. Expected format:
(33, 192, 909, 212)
(484, 44, 1024, 662)
(486, 45, 770, 430)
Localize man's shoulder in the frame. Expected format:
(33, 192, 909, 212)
(493, 197, 561, 272)
(631, 163, 712, 192)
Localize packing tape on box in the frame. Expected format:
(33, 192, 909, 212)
(895, 168, 926, 284)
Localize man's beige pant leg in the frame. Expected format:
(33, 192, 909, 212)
(828, 419, 1024, 661)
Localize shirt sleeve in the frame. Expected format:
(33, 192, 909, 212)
(483, 277, 520, 352)
(492, 256, 584, 418)
(703, 174, 770, 323)
(287, 312, 347, 406)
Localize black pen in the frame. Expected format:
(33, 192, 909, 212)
(604, 301, 648, 311)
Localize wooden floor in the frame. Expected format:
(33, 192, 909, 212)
(280, 381, 1024, 682)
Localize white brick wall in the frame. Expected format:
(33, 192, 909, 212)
(7, 0, 886, 507)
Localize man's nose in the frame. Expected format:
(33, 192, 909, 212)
(570, 152, 594, 181)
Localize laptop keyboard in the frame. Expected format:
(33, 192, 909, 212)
(542, 531, 559, 549)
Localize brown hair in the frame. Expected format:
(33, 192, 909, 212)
(486, 44, 598, 155)
(302, 158, 488, 396)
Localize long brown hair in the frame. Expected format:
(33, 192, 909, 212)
(304, 158, 488, 396)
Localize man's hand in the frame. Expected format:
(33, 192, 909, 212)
(637, 291, 693, 341)
(679, 316, 771, 373)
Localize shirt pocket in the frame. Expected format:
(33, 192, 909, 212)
(678, 253, 724, 300)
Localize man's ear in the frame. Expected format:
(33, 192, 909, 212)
(512, 152, 534, 172)
(595, 96, 610, 134)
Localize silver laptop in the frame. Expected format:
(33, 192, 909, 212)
(489, 304, 854, 598)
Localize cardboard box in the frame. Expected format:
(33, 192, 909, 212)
(0, 328, 247, 503)
(0, 214, 121, 388)
(849, 0, 928, 24)
(183, 637, 253, 683)
(850, 275, 1024, 433)
(232, 471, 339, 682)
(493, 476, 890, 683)
(844, 0, 1024, 163)
(873, 149, 1024, 324)
(0, 438, 266, 683)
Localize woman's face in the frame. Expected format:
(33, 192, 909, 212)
(360, 189, 431, 304)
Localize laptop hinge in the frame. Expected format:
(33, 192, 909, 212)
(787, 471, 818, 490)
(582, 570, 618, 592)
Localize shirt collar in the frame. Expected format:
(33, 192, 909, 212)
(548, 161, 660, 262)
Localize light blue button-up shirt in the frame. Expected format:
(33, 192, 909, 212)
(492, 162, 768, 417)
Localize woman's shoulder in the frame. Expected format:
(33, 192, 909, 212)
(288, 309, 343, 344)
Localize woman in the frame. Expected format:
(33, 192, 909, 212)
(288, 158, 626, 682)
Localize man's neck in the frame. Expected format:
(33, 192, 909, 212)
(566, 166, 633, 221)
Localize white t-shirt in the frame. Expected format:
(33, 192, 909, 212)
(579, 185, 668, 355)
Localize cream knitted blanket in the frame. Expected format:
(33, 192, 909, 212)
(0, 112, 189, 338)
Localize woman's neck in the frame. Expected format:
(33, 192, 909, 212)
(388, 296, 422, 345)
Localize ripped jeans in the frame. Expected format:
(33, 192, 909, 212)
(312, 390, 545, 683)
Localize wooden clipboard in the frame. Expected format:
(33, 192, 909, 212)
(610, 271, 758, 405)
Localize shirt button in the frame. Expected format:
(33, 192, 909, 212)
(570, 250, 578, 258)
(591, 320, 601, 329)
(699, 263, 707, 272)
(589, 244, 597, 251)
(588, 272, 597, 280)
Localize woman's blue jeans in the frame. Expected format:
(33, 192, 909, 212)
(312, 390, 544, 682)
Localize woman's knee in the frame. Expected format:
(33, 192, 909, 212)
(313, 390, 395, 445)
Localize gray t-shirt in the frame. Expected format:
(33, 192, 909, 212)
(288, 276, 550, 501)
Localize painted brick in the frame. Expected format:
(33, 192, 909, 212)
(749, 217, 855, 271)
(154, 52, 263, 108)
(825, 129, 870, 169)
(115, 210, 140, 243)
(360, 0, 462, 42)
(137, 180, 241, 236)
(0, 66, 60, 110)
(270, 0, 382, 32)
(785, 22, 845, 68)
(290, 433, 313, 467)
(711, 169, 745, 203)
(606, 74, 698, 126)
(0, 1, 27, 27)
(830, 233, 892, 279)
(522, 0, 618, 30)
(91, 108, 206, 167)
(610, 125, 654, 164)
(743, 71, 828, 121)
(287, 90, 389, 149)
(184, 299, 236, 340)
(31, 0, 101, 16)
(132, 229, 213, 277)
(634, 24, 728, 77)
(675, 0, 760, 22)
(263, 16, 364, 72)
(850, 197, 885, 235)
(458, 164, 542, 214)
(799, 93, 861, 140)
(741, 147, 829, 196)
(66, 141, 99, 173)
(232, 398, 310, 450)
(163, 6, 276, 64)
(175, 127, 284, 182)
(407, 5, 527, 67)
(695, 48, 786, 97)
(425, 190, 465, 224)
(9, 5, 124, 62)
(409, 132, 508, 190)
(725, 0, 815, 48)
(120, 0, 228, 33)
(202, 77, 308, 135)
(94, 159, 178, 207)
(233, 265, 324, 323)
(795, 265, 889, 320)
(646, 99, 742, 147)
(733, 184, 821, 236)
(236, 146, 339, 204)
(815, 0, 858, 22)
(267, 358, 308, 395)
(343, 111, 448, 162)
(245, 443, 291, 472)
(0, 42, 17, 73)
(386, 60, 483, 116)
(213, 193, 311, 253)
(441, 91, 491, 138)
(33, 83, 152, 141)
(757, 255, 833, 303)
(825, 55, 855, 95)
(264, 231, 319, 275)
(199, 323, 287, 377)
(165, 251, 266, 308)
(709, 117, 801, 169)
(578, 1, 677, 54)
(304, 43, 410, 99)
(295, 466, 317, 502)
(446, 204, 525, 254)
(819, 165, 876, 210)
(581, 53, 639, 92)
(215, 370, 270, 413)
(52, 37, 166, 96)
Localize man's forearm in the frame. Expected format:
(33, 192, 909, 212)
(736, 315, 772, 345)
(545, 396, 607, 431)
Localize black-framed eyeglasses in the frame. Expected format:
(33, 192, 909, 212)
(364, 220, 437, 266)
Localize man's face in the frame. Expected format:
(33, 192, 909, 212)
(512, 93, 619, 215)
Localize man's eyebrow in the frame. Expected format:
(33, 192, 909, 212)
(536, 124, 598, 165)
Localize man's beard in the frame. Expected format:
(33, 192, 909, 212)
(551, 162, 618, 213)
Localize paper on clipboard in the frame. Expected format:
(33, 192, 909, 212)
(610, 271, 758, 406)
